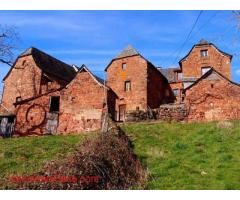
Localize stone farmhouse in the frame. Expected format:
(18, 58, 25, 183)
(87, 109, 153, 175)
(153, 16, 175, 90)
(0, 39, 239, 136)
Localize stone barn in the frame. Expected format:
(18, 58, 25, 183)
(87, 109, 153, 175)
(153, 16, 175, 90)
(14, 65, 116, 136)
(183, 68, 240, 122)
(1, 47, 76, 113)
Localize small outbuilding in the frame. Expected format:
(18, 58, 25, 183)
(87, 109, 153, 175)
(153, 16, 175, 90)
(183, 68, 240, 122)
(14, 65, 116, 136)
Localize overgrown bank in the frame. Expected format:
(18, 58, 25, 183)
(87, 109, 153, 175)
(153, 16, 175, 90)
(1, 122, 147, 189)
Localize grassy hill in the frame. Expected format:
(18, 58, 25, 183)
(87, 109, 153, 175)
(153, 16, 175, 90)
(1, 121, 240, 189)
(0, 133, 97, 180)
(122, 121, 240, 189)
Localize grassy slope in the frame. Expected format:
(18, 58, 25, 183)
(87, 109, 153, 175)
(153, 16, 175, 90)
(122, 121, 240, 189)
(0, 133, 96, 179)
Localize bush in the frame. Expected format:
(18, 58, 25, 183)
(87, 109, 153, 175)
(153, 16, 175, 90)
(6, 124, 147, 189)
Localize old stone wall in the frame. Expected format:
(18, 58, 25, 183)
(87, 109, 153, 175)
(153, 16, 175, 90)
(181, 45, 231, 79)
(2, 55, 68, 113)
(169, 82, 183, 103)
(147, 63, 174, 108)
(155, 104, 187, 121)
(184, 71, 240, 122)
(57, 70, 108, 134)
(106, 55, 148, 115)
(2, 56, 42, 112)
(14, 69, 112, 135)
(15, 91, 60, 136)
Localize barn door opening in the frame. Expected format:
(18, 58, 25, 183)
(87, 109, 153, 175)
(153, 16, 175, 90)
(0, 116, 15, 138)
(46, 96, 60, 135)
(119, 104, 126, 122)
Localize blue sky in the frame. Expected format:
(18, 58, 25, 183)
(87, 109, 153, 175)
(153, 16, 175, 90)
(0, 10, 240, 90)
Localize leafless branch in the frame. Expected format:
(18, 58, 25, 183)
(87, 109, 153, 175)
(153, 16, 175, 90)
(0, 25, 19, 66)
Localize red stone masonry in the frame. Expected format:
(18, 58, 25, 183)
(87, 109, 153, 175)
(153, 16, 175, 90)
(184, 69, 240, 122)
(1, 48, 74, 113)
(106, 51, 173, 121)
(14, 66, 116, 135)
(164, 40, 233, 104)
(180, 43, 232, 79)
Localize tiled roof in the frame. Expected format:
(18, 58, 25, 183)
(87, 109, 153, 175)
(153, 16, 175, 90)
(115, 45, 139, 59)
(19, 47, 77, 82)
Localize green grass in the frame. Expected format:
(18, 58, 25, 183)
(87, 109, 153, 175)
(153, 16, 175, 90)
(122, 121, 240, 189)
(0, 133, 96, 179)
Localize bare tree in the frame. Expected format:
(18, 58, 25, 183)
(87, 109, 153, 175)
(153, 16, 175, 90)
(0, 25, 18, 66)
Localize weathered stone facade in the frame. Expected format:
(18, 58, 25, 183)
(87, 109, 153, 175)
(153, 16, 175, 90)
(160, 39, 233, 103)
(105, 45, 174, 121)
(58, 67, 115, 134)
(2, 47, 76, 113)
(184, 69, 240, 122)
(180, 42, 232, 80)
(155, 104, 187, 121)
(14, 66, 116, 135)
(1, 40, 239, 136)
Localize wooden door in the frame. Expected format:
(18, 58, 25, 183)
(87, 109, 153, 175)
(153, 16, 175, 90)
(45, 113, 59, 135)
(119, 105, 126, 121)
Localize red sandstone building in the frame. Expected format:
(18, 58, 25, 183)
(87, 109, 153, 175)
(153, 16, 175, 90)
(105, 45, 174, 121)
(158, 39, 232, 103)
(0, 39, 239, 136)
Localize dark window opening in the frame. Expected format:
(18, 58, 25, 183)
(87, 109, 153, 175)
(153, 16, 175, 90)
(124, 81, 131, 92)
(211, 84, 214, 88)
(16, 96, 22, 103)
(136, 106, 139, 111)
(50, 96, 60, 112)
(8, 116, 14, 123)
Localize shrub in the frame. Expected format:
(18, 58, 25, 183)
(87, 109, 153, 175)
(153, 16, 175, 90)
(6, 123, 147, 189)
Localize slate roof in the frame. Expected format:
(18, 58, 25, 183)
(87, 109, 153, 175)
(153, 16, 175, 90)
(115, 45, 139, 59)
(157, 67, 179, 83)
(183, 68, 240, 91)
(197, 38, 209, 45)
(4, 47, 77, 82)
(181, 77, 198, 82)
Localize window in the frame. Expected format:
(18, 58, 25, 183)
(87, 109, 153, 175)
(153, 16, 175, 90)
(201, 67, 211, 75)
(122, 63, 127, 70)
(49, 96, 60, 112)
(16, 96, 21, 103)
(124, 81, 131, 92)
(200, 50, 208, 57)
(177, 72, 183, 80)
(173, 89, 179, 97)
